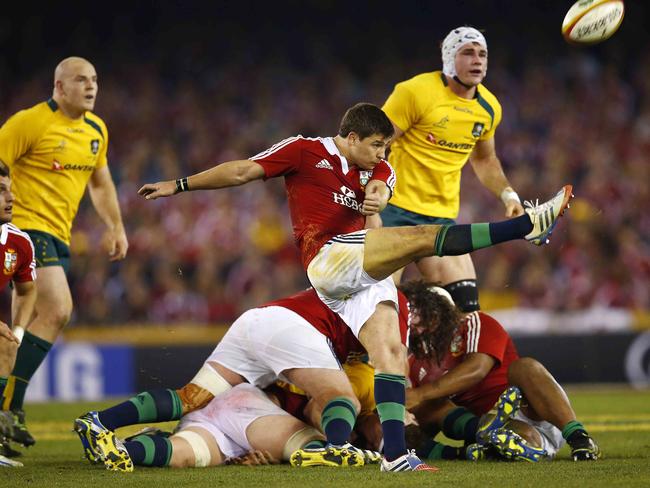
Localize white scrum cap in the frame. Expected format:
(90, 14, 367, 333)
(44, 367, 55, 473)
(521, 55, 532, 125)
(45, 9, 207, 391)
(441, 26, 487, 78)
(428, 286, 455, 306)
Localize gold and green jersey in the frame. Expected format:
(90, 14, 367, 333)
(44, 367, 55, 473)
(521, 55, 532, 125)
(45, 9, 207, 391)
(383, 71, 502, 218)
(0, 99, 109, 244)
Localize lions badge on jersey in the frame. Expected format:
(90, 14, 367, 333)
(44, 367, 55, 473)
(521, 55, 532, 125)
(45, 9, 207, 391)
(90, 139, 100, 155)
(359, 170, 373, 189)
(471, 122, 485, 138)
(450, 332, 463, 357)
(3, 249, 17, 276)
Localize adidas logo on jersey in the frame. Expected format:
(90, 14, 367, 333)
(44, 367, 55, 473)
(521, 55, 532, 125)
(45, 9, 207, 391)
(315, 159, 333, 170)
(418, 367, 427, 383)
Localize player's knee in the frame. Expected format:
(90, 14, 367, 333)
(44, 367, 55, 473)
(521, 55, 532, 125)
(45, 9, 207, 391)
(505, 419, 543, 448)
(508, 357, 545, 384)
(370, 344, 404, 374)
(40, 304, 72, 331)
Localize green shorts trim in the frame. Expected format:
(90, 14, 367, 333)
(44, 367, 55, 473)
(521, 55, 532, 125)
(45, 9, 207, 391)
(380, 204, 456, 227)
(25, 230, 71, 274)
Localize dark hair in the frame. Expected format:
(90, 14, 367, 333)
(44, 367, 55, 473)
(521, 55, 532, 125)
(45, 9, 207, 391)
(0, 160, 9, 178)
(338, 103, 394, 140)
(399, 280, 462, 363)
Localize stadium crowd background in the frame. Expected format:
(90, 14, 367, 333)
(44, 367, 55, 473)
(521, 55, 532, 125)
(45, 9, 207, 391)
(0, 1, 648, 325)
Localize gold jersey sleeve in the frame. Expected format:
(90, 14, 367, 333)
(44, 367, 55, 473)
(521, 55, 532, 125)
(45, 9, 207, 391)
(0, 100, 109, 244)
(383, 71, 502, 218)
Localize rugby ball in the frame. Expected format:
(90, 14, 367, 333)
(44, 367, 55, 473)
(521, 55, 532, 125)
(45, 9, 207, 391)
(562, 0, 624, 45)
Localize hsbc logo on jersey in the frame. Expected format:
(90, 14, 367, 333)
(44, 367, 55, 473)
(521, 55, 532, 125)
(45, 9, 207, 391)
(332, 186, 362, 212)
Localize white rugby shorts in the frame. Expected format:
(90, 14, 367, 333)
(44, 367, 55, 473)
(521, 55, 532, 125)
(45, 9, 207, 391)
(176, 383, 290, 459)
(207, 306, 341, 388)
(512, 410, 565, 458)
(307, 229, 398, 336)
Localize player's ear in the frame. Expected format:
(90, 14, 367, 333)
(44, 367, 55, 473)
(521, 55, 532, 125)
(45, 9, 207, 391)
(348, 131, 359, 145)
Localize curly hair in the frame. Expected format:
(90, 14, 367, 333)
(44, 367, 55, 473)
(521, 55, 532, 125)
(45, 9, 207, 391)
(398, 280, 462, 363)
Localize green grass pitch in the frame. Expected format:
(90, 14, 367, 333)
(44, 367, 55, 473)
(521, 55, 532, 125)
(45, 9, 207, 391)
(2, 387, 649, 487)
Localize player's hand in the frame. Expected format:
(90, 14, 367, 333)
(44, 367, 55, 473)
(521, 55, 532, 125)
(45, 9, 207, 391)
(504, 200, 525, 218)
(138, 180, 177, 200)
(361, 193, 382, 216)
(104, 227, 129, 261)
(0, 322, 19, 344)
(225, 450, 279, 466)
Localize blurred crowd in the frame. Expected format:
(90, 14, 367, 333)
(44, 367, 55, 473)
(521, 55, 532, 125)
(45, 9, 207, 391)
(0, 30, 648, 325)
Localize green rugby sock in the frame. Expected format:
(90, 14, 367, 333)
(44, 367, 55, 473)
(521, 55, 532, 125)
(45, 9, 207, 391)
(442, 407, 479, 443)
(562, 420, 588, 440)
(124, 434, 172, 467)
(416, 439, 463, 460)
(375, 373, 407, 461)
(6, 331, 52, 410)
(98, 389, 183, 431)
(434, 215, 534, 256)
(321, 396, 357, 446)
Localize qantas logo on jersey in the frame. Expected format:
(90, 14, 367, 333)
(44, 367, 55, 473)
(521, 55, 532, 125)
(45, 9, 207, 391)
(3, 249, 17, 275)
(315, 159, 333, 170)
(426, 134, 474, 151)
(332, 186, 362, 212)
(51, 159, 95, 172)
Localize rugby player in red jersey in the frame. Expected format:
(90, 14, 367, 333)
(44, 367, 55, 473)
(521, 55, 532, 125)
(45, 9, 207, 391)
(0, 161, 37, 467)
(405, 295, 599, 462)
(136, 102, 572, 471)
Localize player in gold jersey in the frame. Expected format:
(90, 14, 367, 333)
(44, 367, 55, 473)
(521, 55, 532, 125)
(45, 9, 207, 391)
(0, 57, 128, 445)
(381, 27, 525, 312)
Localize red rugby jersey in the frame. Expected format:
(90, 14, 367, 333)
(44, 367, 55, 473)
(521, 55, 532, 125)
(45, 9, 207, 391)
(251, 136, 396, 268)
(408, 311, 519, 415)
(264, 288, 409, 363)
(0, 223, 36, 288)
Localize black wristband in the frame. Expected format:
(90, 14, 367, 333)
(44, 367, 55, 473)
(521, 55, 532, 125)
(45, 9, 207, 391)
(175, 177, 189, 193)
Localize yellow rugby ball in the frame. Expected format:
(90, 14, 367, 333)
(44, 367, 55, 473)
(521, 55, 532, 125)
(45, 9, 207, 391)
(562, 0, 625, 44)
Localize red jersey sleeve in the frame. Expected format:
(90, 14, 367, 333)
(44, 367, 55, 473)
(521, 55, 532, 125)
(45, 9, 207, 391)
(466, 311, 509, 366)
(250, 136, 303, 178)
(14, 236, 36, 283)
(370, 160, 396, 195)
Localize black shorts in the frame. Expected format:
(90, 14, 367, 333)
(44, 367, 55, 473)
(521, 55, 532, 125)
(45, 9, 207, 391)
(380, 203, 456, 227)
(26, 230, 71, 274)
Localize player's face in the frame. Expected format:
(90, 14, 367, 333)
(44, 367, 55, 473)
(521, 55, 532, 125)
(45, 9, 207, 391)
(0, 176, 14, 224)
(454, 42, 487, 86)
(349, 133, 391, 170)
(58, 62, 98, 114)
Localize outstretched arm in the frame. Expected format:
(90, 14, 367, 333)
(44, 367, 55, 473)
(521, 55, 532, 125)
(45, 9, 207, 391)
(406, 352, 495, 409)
(470, 138, 524, 218)
(138, 159, 266, 200)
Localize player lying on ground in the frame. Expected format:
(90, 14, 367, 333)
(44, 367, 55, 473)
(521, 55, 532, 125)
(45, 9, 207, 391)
(405, 293, 599, 462)
(84, 383, 328, 471)
(138, 102, 573, 472)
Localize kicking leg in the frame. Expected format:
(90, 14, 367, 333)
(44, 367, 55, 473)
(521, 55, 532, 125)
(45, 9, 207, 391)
(364, 186, 573, 280)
